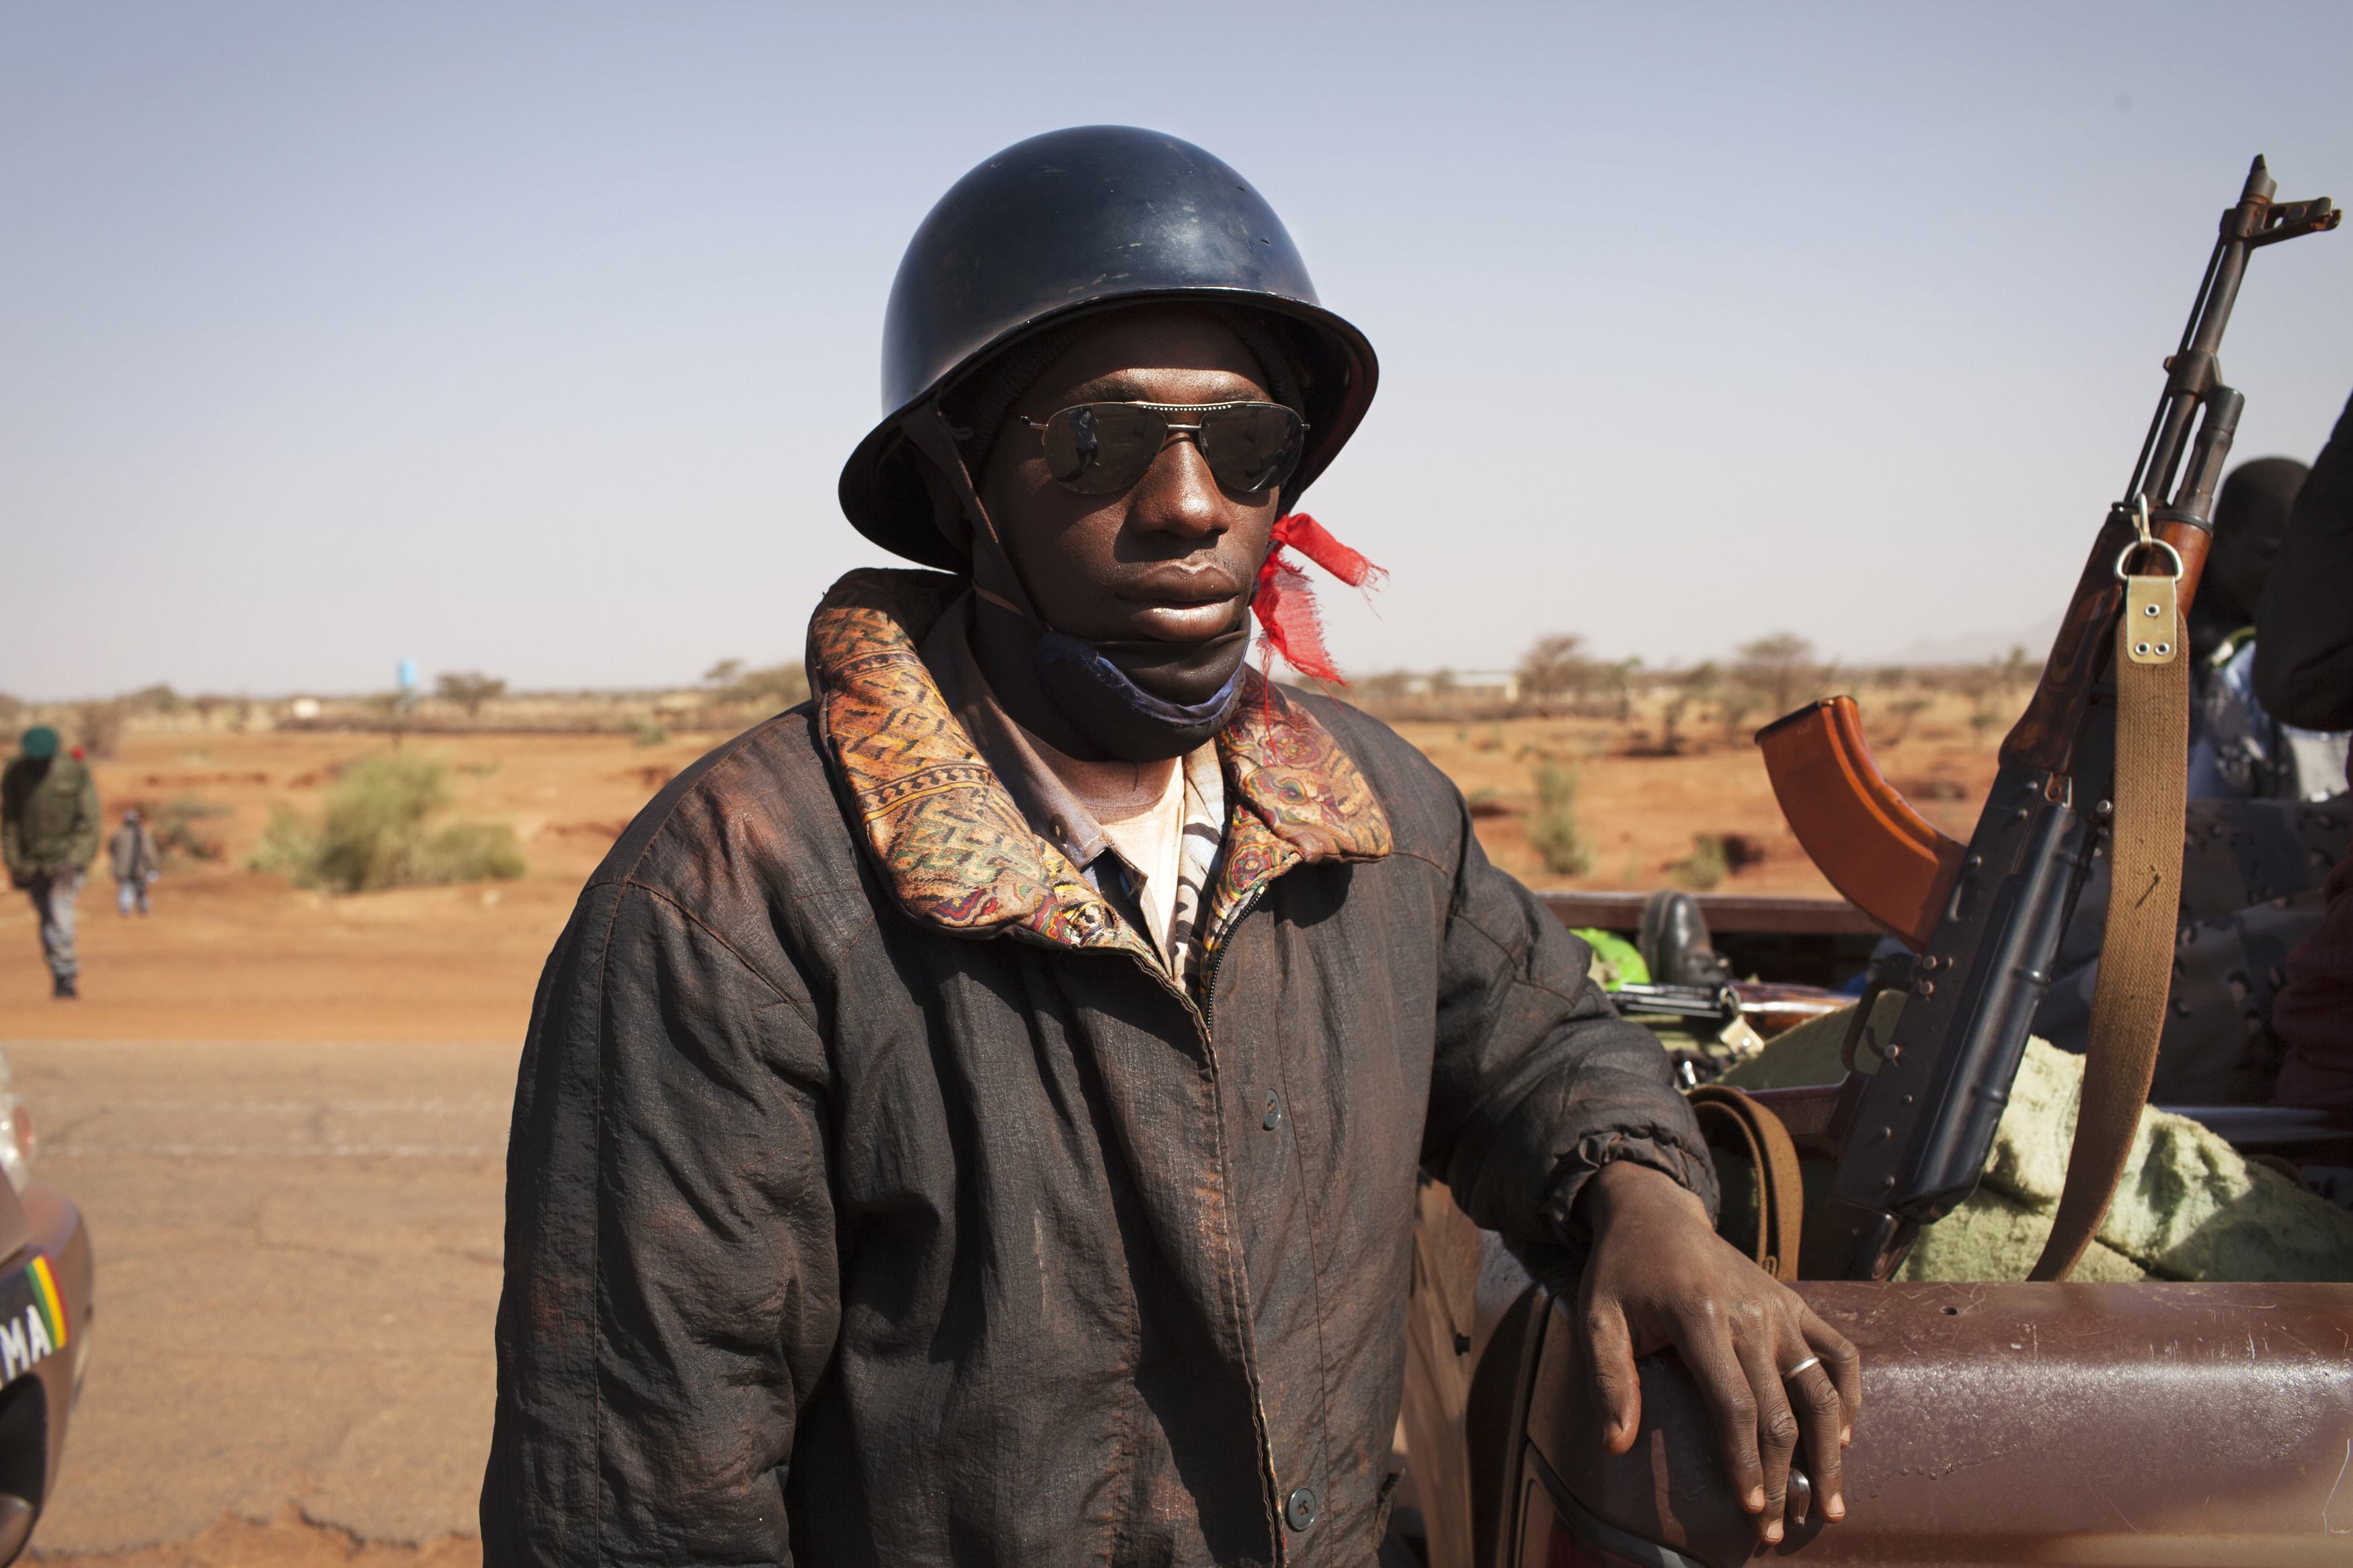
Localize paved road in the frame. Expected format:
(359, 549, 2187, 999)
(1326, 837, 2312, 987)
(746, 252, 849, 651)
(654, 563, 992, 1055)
(7, 1038, 516, 1554)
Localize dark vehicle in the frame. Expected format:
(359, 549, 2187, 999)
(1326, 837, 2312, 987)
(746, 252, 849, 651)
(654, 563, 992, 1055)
(1401, 160, 2353, 1567)
(1402, 1181, 2353, 1568)
(0, 1053, 93, 1563)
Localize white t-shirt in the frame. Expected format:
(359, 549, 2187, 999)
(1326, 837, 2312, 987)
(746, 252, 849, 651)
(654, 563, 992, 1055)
(1027, 741, 1188, 959)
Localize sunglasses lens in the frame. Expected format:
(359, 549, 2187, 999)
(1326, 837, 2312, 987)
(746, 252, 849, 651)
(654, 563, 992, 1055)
(1199, 405, 1306, 493)
(1039, 403, 1168, 494)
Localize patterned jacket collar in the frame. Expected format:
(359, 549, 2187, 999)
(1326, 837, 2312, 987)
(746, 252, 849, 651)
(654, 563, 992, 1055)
(807, 568, 1391, 958)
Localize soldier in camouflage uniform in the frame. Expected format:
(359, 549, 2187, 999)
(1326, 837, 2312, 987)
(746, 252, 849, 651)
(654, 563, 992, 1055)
(2032, 407, 2353, 1105)
(2033, 769, 2353, 1103)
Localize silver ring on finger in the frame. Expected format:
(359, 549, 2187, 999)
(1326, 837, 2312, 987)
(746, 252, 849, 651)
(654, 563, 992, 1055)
(1781, 1355, 1821, 1381)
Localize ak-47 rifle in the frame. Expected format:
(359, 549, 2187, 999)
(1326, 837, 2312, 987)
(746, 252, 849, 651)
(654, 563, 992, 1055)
(1754, 157, 2338, 1281)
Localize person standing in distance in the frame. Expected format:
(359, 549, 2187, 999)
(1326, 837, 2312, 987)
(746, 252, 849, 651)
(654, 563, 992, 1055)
(2, 727, 101, 999)
(110, 806, 160, 917)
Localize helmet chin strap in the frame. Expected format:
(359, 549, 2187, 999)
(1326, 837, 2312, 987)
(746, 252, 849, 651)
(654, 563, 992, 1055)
(899, 405, 1043, 624)
(899, 405, 1251, 764)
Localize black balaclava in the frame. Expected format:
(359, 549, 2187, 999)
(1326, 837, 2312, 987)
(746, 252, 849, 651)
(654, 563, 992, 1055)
(904, 309, 1305, 763)
(2194, 456, 2307, 661)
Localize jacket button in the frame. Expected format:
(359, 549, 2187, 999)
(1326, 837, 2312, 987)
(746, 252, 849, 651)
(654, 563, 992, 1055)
(1263, 1091, 1283, 1131)
(1284, 1485, 1318, 1532)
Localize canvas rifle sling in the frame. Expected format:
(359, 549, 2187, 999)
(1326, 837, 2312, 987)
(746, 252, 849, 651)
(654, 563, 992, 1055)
(2028, 565, 2190, 1282)
(1687, 1085, 1805, 1280)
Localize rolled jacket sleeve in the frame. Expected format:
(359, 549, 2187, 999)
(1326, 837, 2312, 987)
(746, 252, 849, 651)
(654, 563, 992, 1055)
(1417, 792, 1720, 1251)
(483, 878, 838, 1567)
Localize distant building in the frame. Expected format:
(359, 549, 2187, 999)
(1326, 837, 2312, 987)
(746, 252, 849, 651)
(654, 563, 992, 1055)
(1402, 670, 1521, 701)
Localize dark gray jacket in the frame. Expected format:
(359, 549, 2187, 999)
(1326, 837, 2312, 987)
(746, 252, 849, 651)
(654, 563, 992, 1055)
(483, 570, 1715, 1567)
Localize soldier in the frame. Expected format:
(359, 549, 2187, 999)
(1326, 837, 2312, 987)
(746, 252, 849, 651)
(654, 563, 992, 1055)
(109, 806, 160, 917)
(2262, 386, 2353, 1110)
(2033, 792, 2350, 1101)
(2185, 456, 2351, 802)
(2032, 416, 2353, 1101)
(486, 128, 1858, 1565)
(1, 726, 101, 999)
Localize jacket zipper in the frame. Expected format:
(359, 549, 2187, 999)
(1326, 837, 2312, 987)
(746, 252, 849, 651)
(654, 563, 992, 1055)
(1179, 883, 1291, 1560)
(1195, 885, 1264, 1044)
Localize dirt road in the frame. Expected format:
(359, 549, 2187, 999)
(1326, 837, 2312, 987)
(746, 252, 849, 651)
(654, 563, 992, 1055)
(17, 1038, 509, 1565)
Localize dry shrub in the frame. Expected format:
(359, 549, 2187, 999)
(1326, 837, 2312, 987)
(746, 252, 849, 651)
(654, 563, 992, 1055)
(250, 755, 523, 892)
(413, 819, 527, 883)
(1527, 764, 1593, 877)
(1669, 834, 1730, 891)
(150, 794, 230, 864)
(1885, 695, 1934, 744)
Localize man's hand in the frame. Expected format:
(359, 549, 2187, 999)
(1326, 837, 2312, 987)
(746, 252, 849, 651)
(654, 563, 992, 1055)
(1577, 1160, 1861, 1544)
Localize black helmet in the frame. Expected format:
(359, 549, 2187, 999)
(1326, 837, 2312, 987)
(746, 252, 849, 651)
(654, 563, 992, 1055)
(838, 125, 1378, 570)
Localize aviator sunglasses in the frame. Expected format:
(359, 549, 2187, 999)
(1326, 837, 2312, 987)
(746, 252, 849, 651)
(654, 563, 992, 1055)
(1023, 401, 1308, 497)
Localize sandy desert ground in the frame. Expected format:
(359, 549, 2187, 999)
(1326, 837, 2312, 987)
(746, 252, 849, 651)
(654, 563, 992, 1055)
(1, 692, 2011, 1563)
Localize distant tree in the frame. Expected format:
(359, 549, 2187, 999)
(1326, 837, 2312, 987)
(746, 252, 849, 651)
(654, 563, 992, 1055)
(715, 663, 811, 710)
(124, 683, 185, 713)
(1517, 634, 1593, 701)
(1718, 688, 1763, 745)
(1659, 662, 1719, 755)
(1956, 655, 2020, 746)
(436, 671, 508, 718)
(1602, 657, 1644, 723)
(703, 659, 745, 686)
(1732, 632, 1820, 718)
(75, 702, 126, 759)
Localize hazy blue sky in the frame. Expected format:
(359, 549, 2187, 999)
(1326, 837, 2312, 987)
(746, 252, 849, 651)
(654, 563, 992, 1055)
(5, 1, 2350, 699)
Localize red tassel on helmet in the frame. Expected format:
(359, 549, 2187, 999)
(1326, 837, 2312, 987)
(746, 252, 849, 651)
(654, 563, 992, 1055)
(1251, 513, 1385, 684)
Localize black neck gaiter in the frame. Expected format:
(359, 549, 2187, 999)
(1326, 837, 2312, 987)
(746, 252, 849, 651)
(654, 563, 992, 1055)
(1033, 625, 1250, 763)
(909, 404, 1256, 764)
